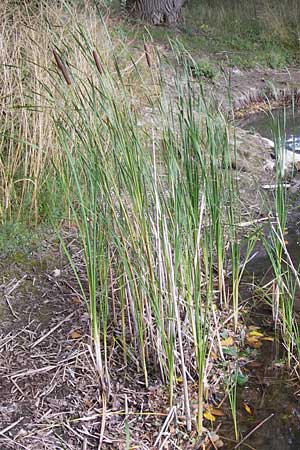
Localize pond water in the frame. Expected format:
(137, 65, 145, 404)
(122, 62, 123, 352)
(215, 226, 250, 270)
(240, 107, 300, 153)
(234, 108, 300, 449)
(239, 107, 300, 287)
(229, 332, 300, 450)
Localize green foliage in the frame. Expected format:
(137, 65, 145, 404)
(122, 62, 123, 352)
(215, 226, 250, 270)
(0, 221, 51, 256)
(189, 59, 219, 81)
(117, 0, 300, 69)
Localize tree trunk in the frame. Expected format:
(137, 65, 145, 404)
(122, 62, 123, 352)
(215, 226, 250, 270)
(127, 0, 185, 25)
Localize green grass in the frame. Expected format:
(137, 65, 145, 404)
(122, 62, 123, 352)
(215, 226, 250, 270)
(112, 0, 300, 69)
(0, 221, 55, 256)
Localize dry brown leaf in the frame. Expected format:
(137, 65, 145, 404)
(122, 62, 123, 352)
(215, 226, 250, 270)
(70, 330, 82, 339)
(247, 340, 262, 349)
(83, 398, 92, 408)
(220, 336, 234, 347)
(246, 335, 262, 348)
(207, 407, 225, 417)
(71, 296, 82, 305)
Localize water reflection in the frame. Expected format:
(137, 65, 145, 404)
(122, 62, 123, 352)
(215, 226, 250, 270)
(286, 136, 300, 153)
(240, 107, 300, 153)
(236, 107, 300, 449)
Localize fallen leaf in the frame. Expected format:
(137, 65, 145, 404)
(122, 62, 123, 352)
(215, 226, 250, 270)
(248, 341, 262, 349)
(221, 336, 234, 347)
(243, 402, 254, 415)
(70, 330, 82, 339)
(84, 398, 92, 408)
(71, 296, 82, 305)
(246, 335, 262, 348)
(248, 330, 264, 337)
(204, 411, 216, 421)
(207, 407, 225, 416)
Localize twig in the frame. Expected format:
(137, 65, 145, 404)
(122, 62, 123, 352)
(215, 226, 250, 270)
(5, 296, 19, 319)
(154, 406, 176, 448)
(5, 275, 27, 295)
(211, 304, 225, 361)
(98, 393, 107, 450)
(262, 183, 290, 190)
(30, 311, 75, 349)
(237, 217, 269, 228)
(207, 430, 220, 450)
(64, 421, 85, 442)
(0, 321, 34, 350)
(8, 365, 57, 379)
(158, 433, 171, 450)
(234, 413, 274, 449)
(0, 417, 23, 436)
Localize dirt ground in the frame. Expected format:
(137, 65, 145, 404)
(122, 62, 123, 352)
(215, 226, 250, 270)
(0, 233, 197, 449)
(1, 233, 299, 449)
(0, 230, 231, 450)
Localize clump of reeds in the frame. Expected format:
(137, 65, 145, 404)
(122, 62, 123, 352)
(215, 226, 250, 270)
(0, 0, 157, 224)
(262, 110, 300, 367)
(44, 22, 255, 435)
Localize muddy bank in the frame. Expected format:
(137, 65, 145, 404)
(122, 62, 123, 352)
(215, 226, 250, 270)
(208, 67, 300, 211)
(212, 67, 300, 116)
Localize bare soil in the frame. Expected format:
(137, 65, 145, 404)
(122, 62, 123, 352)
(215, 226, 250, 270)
(0, 232, 203, 449)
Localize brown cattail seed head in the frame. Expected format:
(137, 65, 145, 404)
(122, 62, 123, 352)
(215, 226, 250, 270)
(53, 49, 72, 85)
(144, 44, 151, 68)
(92, 49, 103, 75)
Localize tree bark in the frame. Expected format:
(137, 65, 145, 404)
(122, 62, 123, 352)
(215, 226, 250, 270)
(126, 0, 185, 25)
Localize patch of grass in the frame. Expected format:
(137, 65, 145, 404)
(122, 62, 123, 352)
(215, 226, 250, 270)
(189, 58, 219, 81)
(182, 0, 300, 68)
(114, 0, 300, 69)
(0, 221, 54, 256)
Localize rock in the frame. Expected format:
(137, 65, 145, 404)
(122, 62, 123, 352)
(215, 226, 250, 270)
(261, 137, 275, 148)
